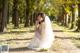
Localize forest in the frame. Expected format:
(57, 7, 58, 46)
(0, 0, 80, 32)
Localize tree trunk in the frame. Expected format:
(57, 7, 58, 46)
(7, 3, 9, 24)
(24, 0, 30, 27)
(0, 0, 8, 32)
(0, 7, 3, 32)
(76, 4, 80, 31)
(70, 4, 75, 29)
(30, 12, 34, 26)
(74, 4, 78, 30)
(12, 0, 19, 28)
(64, 13, 69, 27)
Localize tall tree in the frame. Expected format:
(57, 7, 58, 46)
(12, 0, 19, 28)
(76, 4, 80, 31)
(24, 0, 30, 27)
(0, 0, 8, 32)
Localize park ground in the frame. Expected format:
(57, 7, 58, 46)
(0, 22, 80, 53)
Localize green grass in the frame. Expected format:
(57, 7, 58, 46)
(0, 24, 35, 46)
(72, 40, 80, 48)
(0, 23, 80, 48)
(53, 23, 80, 48)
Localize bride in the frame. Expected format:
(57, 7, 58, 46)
(27, 12, 55, 51)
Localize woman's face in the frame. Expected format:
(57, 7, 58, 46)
(37, 15, 43, 22)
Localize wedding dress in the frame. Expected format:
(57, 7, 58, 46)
(27, 15, 55, 51)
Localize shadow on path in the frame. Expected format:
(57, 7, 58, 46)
(55, 36, 80, 40)
(53, 30, 64, 32)
(0, 31, 27, 35)
(9, 47, 32, 52)
(0, 38, 32, 42)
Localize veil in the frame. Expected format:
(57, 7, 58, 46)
(45, 15, 53, 33)
(39, 15, 55, 49)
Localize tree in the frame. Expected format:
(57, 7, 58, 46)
(76, 4, 80, 31)
(24, 0, 30, 27)
(0, 0, 8, 32)
(12, 0, 19, 28)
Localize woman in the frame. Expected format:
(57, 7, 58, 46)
(27, 13, 55, 51)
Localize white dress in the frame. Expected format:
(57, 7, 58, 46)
(27, 15, 55, 51)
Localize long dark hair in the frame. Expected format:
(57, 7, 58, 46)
(36, 12, 45, 24)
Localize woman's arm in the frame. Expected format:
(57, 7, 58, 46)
(40, 22, 45, 39)
(35, 21, 39, 31)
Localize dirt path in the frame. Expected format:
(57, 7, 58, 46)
(8, 24, 80, 53)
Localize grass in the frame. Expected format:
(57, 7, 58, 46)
(0, 23, 34, 47)
(72, 40, 80, 48)
(0, 23, 80, 49)
(53, 23, 80, 48)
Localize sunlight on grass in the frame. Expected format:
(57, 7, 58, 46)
(0, 24, 35, 47)
(72, 40, 80, 48)
(52, 39, 62, 50)
(52, 23, 80, 36)
(52, 23, 80, 48)
(0, 23, 80, 49)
